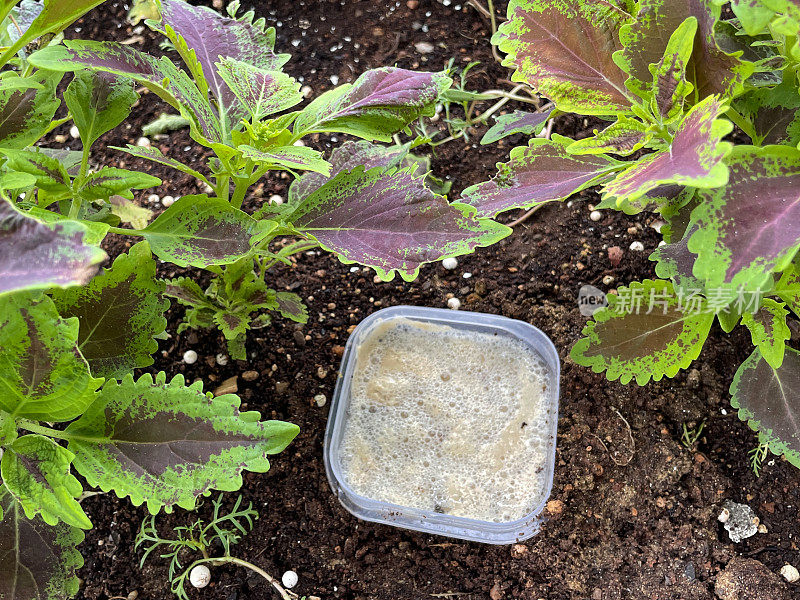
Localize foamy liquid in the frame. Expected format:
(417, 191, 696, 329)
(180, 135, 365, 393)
(338, 318, 553, 523)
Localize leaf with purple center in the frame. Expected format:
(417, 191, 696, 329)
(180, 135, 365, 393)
(688, 145, 800, 292)
(602, 95, 732, 204)
(286, 142, 509, 281)
(741, 298, 791, 369)
(730, 347, 800, 469)
(65, 372, 299, 514)
(216, 57, 302, 121)
(461, 135, 623, 219)
(566, 116, 651, 156)
(0, 70, 62, 149)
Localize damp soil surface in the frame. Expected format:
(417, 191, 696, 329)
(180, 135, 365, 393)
(59, 1, 800, 599)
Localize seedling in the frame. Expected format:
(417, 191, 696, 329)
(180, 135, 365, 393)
(467, 0, 800, 471)
(681, 421, 706, 451)
(136, 494, 305, 600)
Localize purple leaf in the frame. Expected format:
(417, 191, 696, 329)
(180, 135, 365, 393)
(293, 68, 451, 141)
(730, 348, 800, 469)
(689, 145, 800, 291)
(493, 0, 632, 114)
(153, 0, 289, 120)
(275, 292, 307, 323)
(0, 200, 106, 295)
(480, 109, 553, 145)
(287, 142, 509, 281)
(460, 137, 622, 219)
(602, 95, 732, 203)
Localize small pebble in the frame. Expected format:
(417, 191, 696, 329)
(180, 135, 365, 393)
(414, 41, 435, 54)
(215, 353, 228, 366)
(54, 134, 68, 143)
(182, 350, 198, 364)
(330, 74, 339, 85)
(589, 210, 602, 222)
(602, 275, 614, 286)
(189, 565, 211, 588)
(135, 136, 151, 147)
(301, 85, 313, 98)
(462, 272, 472, 279)
(69, 125, 80, 139)
(442, 257, 458, 270)
(147, 193, 160, 204)
(447, 297, 461, 310)
(317, 366, 327, 379)
(718, 508, 730, 523)
(407, 0, 419, 7)
(314, 393, 327, 407)
(282, 570, 298, 589)
(349, 266, 360, 273)
(161, 195, 175, 207)
(629, 241, 645, 252)
(651, 220, 665, 233)
(202, 182, 214, 193)
(269, 194, 284, 205)
(242, 370, 259, 381)
(780, 564, 799, 583)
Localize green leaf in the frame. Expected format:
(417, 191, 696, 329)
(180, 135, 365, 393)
(776, 261, 800, 318)
(0, 411, 17, 446)
(66, 372, 300, 513)
(0, 71, 62, 149)
(275, 291, 308, 324)
(493, 0, 632, 115)
(109, 195, 154, 229)
(0, 148, 70, 193)
(602, 95, 732, 204)
(0, 292, 101, 422)
(741, 298, 790, 369)
(142, 195, 271, 267)
(238, 144, 331, 175)
(731, 0, 777, 35)
(480, 109, 553, 145)
(1, 435, 91, 529)
(571, 279, 714, 385)
(51, 241, 168, 380)
(566, 116, 651, 156)
(730, 347, 800, 469)
(216, 57, 303, 121)
(0, 495, 84, 600)
(25, 208, 110, 246)
(111, 144, 212, 186)
(64, 70, 138, 151)
(77, 167, 161, 201)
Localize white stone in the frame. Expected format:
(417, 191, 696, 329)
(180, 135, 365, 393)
(780, 564, 799, 583)
(215, 353, 229, 366)
(462, 272, 472, 279)
(269, 194, 284, 205)
(147, 193, 160, 204)
(183, 350, 198, 364)
(447, 297, 461, 310)
(602, 275, 614, 286)
(189, 565, 211, 588)
(301, 85, 313, 98)
(161, 195, 175, 207)
(281, 570, 298, 589)
(442, 257, 458, 270)
(329, 74, 339, 85)
(414, 41, 435, 54)
(589, 210, 602, 222)
(135, 136, 151, 147)
(349, 266, 360, 273)
(629, 241, 645, 252)
(314, 394, 327, 407)
(69, 125, 80, 139)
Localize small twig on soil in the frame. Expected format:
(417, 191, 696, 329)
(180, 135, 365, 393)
(466, 0, 503, 63)
(589, 407, 636, 466)
(206, 556, 299, 600)
(507, 203, 545, 228)
(430, 593, 470, 598)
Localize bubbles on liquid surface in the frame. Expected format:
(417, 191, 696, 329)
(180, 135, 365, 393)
(338, 319, 553, 523)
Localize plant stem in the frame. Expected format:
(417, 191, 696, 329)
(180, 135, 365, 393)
(725, 107, 758, 144)
(67, 198, 82, 220)
(230, 175, 250, 209)
(107, 226, 146, 236)
(190, 557, 296, 600)
(17, 420, 75, 441)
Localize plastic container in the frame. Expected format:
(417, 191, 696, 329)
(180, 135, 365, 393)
(323, 305, 560, 544)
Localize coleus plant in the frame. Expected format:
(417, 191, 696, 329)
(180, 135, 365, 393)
(25, 0, 509, 359)
(463, 0, 800, 469)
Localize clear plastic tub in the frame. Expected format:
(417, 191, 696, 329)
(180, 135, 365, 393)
(323, 305, 560, 544)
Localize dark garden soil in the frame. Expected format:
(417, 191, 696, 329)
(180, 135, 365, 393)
(50, 1, 800, 599)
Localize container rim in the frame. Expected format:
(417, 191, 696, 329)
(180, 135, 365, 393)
(323, 305, 560, 544)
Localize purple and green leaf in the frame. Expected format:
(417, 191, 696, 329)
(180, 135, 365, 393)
(650, 16, 697, 122)
(51, 242, 169, 380)
(566, 116, 651, 156)
(741, 298, 790, 369)
(0, 70, 62, 149)
(602, 95, 732, 204)
(731, 0, 777, 35)
(0, 200, 106, 295)
(76, 167, 161, 202)
(480, 108, 553, 145)
(292, 67, 451, 142)
(142, 195, 273, 268)
(216, 57, 302, 121)
(571, 279, 715, 385)
(0, 292, 102, 422)
(734, 77, 800, 146)
(111, 144, 213, 187)
(493, 0, 632, 115)
(65, 371, 299, 513)
(0, 148, 70, 193)
(287, 142, 509, 281)
(461, 136, 623, 218)
(0, 494, 84, 600)
(64, 70, 138, 151)
(238, 144, 331, 176)
(730, 347, 800, 469)
(688, 145, 800, 292)
(275, 291, 307, 323)
(1, 435, 91, 529)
